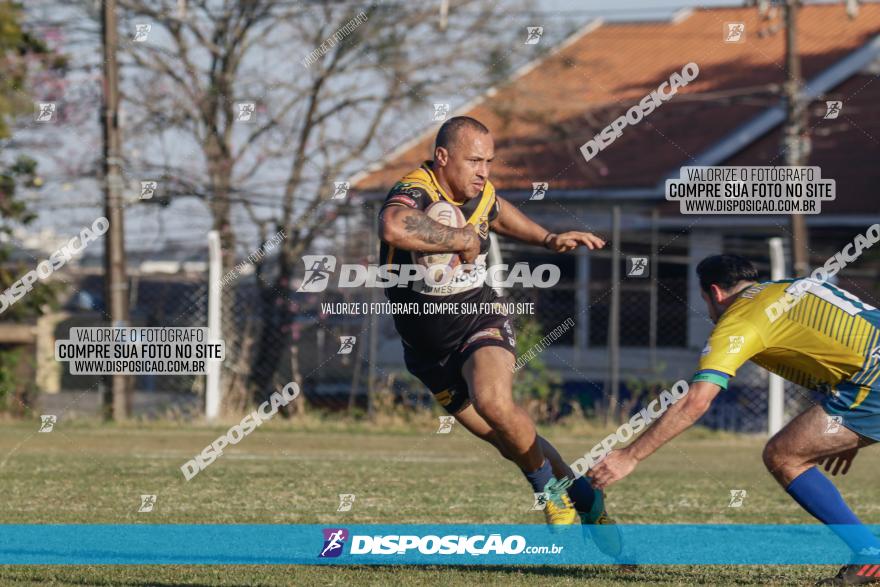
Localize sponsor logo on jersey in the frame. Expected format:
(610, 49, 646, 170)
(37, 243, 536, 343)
(387, 194, 417, 207)
(728, 336, 745, 354)
(477, 213, 490, 239)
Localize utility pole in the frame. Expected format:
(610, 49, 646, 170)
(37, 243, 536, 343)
(605, 206, 621, 426)
(101, 0, 131, 420)
(782, 0, 811, 277)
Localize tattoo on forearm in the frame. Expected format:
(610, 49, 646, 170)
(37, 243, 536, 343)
(402, 213, 471, 249)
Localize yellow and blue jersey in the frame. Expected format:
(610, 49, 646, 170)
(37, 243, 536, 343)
(694, 279, 880, 439)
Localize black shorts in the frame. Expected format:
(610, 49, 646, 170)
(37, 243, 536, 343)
(403, 313, 516, 415)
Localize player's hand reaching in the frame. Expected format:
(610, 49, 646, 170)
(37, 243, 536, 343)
(546, 231, 606, 253)
(819, 447, 859, 476)
(587, 449, 638, 490)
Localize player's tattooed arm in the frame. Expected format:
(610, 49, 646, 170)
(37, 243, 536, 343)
(379, 206, 480, 263)
(402, 213, 460, 247)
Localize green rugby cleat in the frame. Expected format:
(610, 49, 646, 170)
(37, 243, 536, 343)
(579, 488, 624, 559)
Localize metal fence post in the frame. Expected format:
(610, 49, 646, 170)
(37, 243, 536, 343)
(605, 206, 621, 424)
(767, 237, 786, 435)
(206, 231, 222, 420)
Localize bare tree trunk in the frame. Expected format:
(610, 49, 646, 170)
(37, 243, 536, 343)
(289, 343, 305, 416)
(103, 0, 519, 419)
(247, 242, 294, 406)
(348, 328, 364, 412)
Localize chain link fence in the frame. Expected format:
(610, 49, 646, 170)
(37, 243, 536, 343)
(53, 271, 208, 397)
(29, 218, 880, 431)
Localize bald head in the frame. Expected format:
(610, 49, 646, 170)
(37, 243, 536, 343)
(435, 116, 490, 151)
(432, 116, 494, 201)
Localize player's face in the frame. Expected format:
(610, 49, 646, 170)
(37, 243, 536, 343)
(436, 129, 494, 200)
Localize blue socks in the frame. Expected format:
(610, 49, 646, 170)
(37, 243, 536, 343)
(567, 475, 598, 514)
(787, 467, 860, 524)
(523, 460, 599, 515)
(787, 467, 880, 553)
(523, 459, 554, 494)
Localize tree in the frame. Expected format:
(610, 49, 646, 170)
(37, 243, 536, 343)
(0, 0, 67, 412)
(111, 0, 521, 410)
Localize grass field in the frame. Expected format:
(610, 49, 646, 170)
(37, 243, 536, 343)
(1, 415, 878, 586)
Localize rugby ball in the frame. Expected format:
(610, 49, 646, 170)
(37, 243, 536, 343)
(413, 200, 467, 282)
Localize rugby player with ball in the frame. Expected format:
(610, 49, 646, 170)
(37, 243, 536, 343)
(378, 116, 616, 547)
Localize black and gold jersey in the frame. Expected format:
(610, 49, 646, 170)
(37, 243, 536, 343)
(378, 161, 507, 355)
(378, 161, 500, 297)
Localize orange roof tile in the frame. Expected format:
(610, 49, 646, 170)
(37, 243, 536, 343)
(353, 4, 880, 197)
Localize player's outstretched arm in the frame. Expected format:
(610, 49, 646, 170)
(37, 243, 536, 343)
(379, 206, 480, 263)
(588, 380, 722, 489)
(490, 196, 605, 252)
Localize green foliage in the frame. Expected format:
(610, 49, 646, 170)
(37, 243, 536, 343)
(0, 1, 65, 139)
(0, 345, 17, 399)
(0, 148, 59, 411)
(0, 155, 38, 227)
(0, 161, 60, 328)
(0, 2, 65, 411)
(620, 361, 672, 423)
(512, 318, 563, 421)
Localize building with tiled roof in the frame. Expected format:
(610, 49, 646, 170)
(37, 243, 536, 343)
(354, 4, 880, 419)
